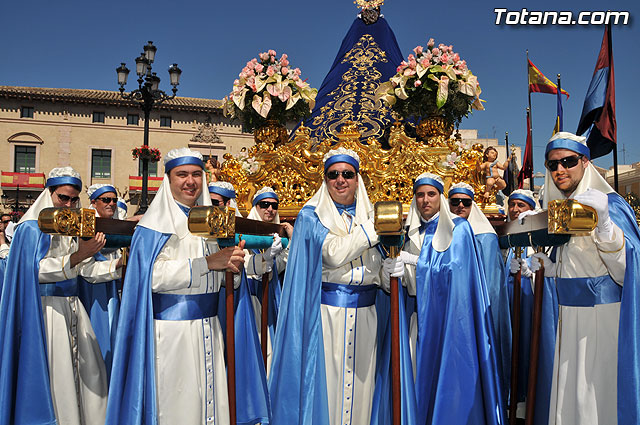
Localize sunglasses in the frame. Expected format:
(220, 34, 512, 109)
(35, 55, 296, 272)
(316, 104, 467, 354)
(545, 154, 583, 172)
(56, 193, 80, 203)
(449, 198, 473, 207)
(257, 201, 279, 210)
(211, 199, 221, 206)
(326, 170, 356, 180)
(97, 197, 117, 204)
(1, 220, 11, 224)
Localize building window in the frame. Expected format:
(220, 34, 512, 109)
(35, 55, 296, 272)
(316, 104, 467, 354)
(93, 112, 105, 123)
(138, 159, 158, 177)
(127, 114, 139, 125)
(91, 149, 111, 178)
(14, 146, 36, 173)
(20, 106, 34, 118)
(160, 116, 172, 128)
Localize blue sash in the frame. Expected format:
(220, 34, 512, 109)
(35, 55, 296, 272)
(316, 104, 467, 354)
(39, 279, 78, 297)
(556, 275, 622, 307)
(321, 282, 377, 308)
(152, 292, 219, 320)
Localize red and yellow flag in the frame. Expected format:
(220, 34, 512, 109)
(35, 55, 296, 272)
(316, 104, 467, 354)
(528, 59, 569, 98)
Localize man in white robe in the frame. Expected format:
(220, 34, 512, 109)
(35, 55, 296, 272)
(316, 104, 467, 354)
(536, 132, 640, 425)
(0, 166, 123, 425)
(106, 148, 268, 425)
(269, 147, 400, 425)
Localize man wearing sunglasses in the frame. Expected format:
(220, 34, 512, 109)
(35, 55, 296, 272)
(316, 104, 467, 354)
(398, 173, 506, 424)
(76, 184, 126, 379)
(0, 167, 120, 425)
(243, 186, 292, 375)
(270, 148, 403, 424)
(106, 148, 268, 425)
(535, 132, 640, 425)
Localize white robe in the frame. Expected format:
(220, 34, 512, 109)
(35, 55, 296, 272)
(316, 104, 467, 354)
(151, 233, 230, 425)
(548, 225, 626, 425)
(320, 213, 382, 425)
(39, 235, 120, 425)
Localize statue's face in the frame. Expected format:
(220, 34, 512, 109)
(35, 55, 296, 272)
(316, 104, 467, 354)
(91, 191, 117, 218)
(168, 164, 203, 207)
(256, 197, 278, 222)
(449, 193, 473, 219)
(325, 162, 358, 206)
(415, 185, 440, 221)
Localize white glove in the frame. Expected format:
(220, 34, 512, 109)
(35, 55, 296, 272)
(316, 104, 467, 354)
(265, 233, 283, 260)
(574, 188, 612, 237)
(509, 258, 533, 278)
(261, 254, 273, 274)
(383, 257, 405, 278)
(399, 250, 419, 266)
(530, 252, 556, 278)
(518, 210, 539, 224)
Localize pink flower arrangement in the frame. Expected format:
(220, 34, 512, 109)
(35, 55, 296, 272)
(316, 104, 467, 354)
(223, 50, 317, 132)
(377, 38, 484, 125)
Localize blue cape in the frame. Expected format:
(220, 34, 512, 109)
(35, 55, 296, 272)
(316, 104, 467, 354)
(0, 220, 56, 424)
(607, 193, 640, 425)
(505, 248, 558, 425)
(268, 206, 330, 424)
(78, 251, 121, 380)
(414, 217, 507, 425)
(106, 226, 269, 425)
(476, 232, 511, 405)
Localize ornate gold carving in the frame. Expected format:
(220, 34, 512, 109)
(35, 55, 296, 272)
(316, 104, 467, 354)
(38, 207, 96, 237)
(416, 116, 454, 146)
(309, 34, 391, 144)
(547, 199, 598, 234)
(254, 120, 288, 148)
(188, 206, 236, 238)
(218, 120, 465, 218)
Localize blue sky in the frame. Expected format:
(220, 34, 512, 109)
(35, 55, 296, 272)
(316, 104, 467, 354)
(1, 0, 638, 178)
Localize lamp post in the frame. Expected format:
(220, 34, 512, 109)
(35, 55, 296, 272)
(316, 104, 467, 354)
(116, 41, 182, 213)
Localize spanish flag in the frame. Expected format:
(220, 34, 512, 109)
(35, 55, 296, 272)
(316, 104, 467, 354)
(528, 59, 569, 98)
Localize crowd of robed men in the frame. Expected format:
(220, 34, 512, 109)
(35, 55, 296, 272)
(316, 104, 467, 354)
(0, 130, 638, 425)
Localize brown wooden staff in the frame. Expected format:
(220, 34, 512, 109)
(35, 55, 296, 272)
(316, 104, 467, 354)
(260, 273, 269, 368)
(226, 271, 236, 425)
(509, 246, 523, 425)
(525, 250, 545, 425)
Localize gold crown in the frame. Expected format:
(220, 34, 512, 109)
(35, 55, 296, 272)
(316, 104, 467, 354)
(354, 0, 384, 9)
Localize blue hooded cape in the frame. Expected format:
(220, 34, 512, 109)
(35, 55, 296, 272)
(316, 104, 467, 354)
(606, 194, 640, 425)
(0, 220, 56, 424)
(414, 216, 507, 425)
(78, 251, 121, 380)
(476, 232, 512, 406)
(105, 226, 270, 425)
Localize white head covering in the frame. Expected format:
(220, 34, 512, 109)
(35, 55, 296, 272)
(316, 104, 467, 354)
(117, 197, 128, 219)
(87, 183, 117, 201)
(248, 186, 280, 223)
(305, 149, 372, 235)
(406, 172, 456, 252)
(209, 181, 243, 218)
(19, 166, 82, 224)
(542, 132, 614, 207)
(138, 148, 210, 237)
(449, 182, 495, 236)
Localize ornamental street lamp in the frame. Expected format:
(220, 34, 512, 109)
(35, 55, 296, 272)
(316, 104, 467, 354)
(116, 41, 182, 213)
